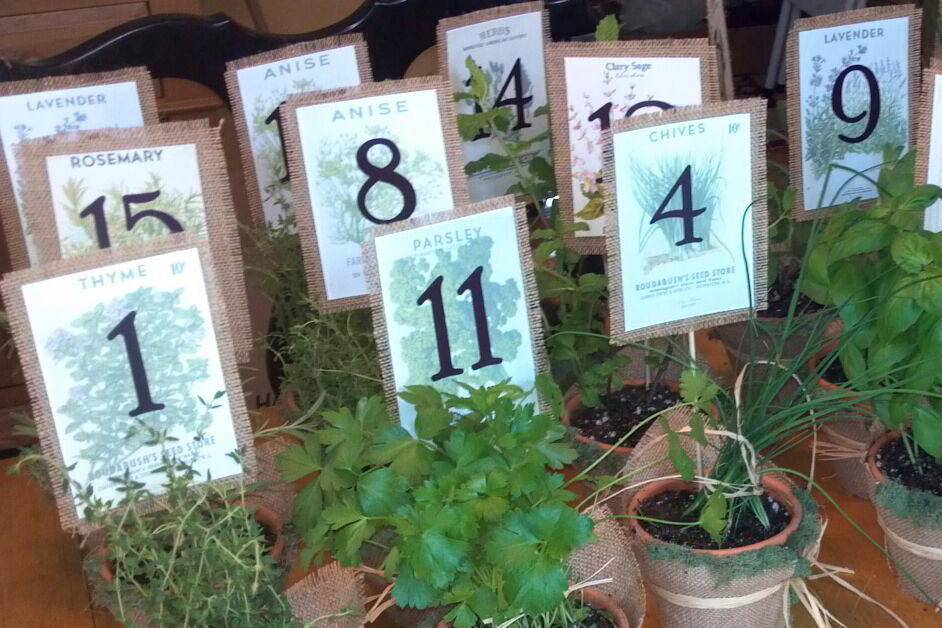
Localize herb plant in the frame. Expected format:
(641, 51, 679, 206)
(79, 443, 296, 627)
(278, 380, 596, 627)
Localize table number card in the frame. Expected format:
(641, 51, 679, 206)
(0, 68, 159, 270)
(604, 100, 768, 343)
(225, 35, 372, 228)
(15, 121, 253, 361)
(282, 76, 469, 311)
(916, 63, 942, 231)
(364, 197, 547, 434)
(1, 238, 255, 530)
(787, 6, 920, 218)
(546, 41, 720, 254)
(437, 1, 550, 202)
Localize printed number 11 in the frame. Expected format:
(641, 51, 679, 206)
(416, 266, 503, 382)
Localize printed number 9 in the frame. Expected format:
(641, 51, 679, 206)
(831, 64, 880, 144)
(355, 138, 417, 224)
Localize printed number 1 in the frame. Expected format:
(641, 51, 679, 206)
(416, 265, 503, 382)
(650, 165, 705, 247)
(265, 101, 291, 182)
(107, 311, 165, 417)
(587, 100, 673, 131)
(464, 57, 533, 140)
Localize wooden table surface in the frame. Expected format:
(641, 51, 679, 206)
(1, 333, 938, 628)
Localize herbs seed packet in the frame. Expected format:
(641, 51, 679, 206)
(916, 62, 942, 231)
(787, 5, 921, 219)
(604, 100, 768, 343)
(1, 237, 256, 531)
(0, 68, 159, 270)
(15, 121, 253, 362)
(282, 76, 469, 312)
(225, 35, 372, 229)
(547, 41, 720, 254)
(437, 1, 551, 203)
(364, 196, 547, 434)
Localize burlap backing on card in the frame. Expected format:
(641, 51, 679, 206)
(224, 35, 374, 229)
(915, 60, 942, 196)
(872, 484, 942, 606)
(14, 120, 254, 362)
(570, 504, 646, 627)
(603, 98, 768, 343)
(0, 235, 256, 532)
(286, 561, 367, 627)
(787, 6, 922, 220)
(706, 0, 736, 100)
(281, 75, 470, 313)
(435, 1, 550, 81)
(0, 67, 159, 271)
(362, 196, 549, 422)
(546, 39, 721, 255)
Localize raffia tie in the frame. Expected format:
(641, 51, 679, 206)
(650, 525, 909, 628)
(816, 427, 867, 462)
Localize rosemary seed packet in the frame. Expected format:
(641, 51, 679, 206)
(282, 76, 469, 312)
(916, 63, 942, 231)
(546, 41, 720, 254)
(225, 36, 372, 229)
(0, 68, 158, 269)
(437, 2, 551, 202)
(364, 197, 547, 434)
(1, 238, 255, 531)
(15, 121, 252, 361)
(604, 100, 768, 343)
(787, 5, 921, 218)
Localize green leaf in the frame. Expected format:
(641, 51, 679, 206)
(699, 490, 728, 543)
(891, 232, 932, 273)
(357, 467, 409, 517)
(595, 14, 620, 42)
(877, 276, 922, 339)
(465, 152, 512, 175)
(688, 413, 708, 447)
(465, 56, 488, 103)
(868, 337, 912, 378)
(665, 422, 695, 481)
(393, 565, 440, 609)
(536, 373, 564, 420)
(335, 517, 375, 565)
(913, 405, 942, 459)
(680, 369, 719, 411)
(916, 269, 942, 315)
(402, 385, 452, 439)
(322, 502, 363, 529)
(407, 529, 468, 589)
(828, 220, 894, 262)
(887, 394, 912, 431)
(508, 558, 569, 614)
(371, 427, 432, 484)
(293, 480, 323, 531)
(276, 434, 321, 481)
(446, 604, 478, 628)
(839, 343, 867, 387)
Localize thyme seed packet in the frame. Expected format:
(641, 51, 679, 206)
(282, 76, 469, 312)
(546, 40, 720, 254)
(604, 99, 768, 342)
(364, 197, 547, 434)
(437, 1, 550, 203)
(916, 63, 942, 231)
(787, 6, 921, 218)
(225, 36, 372, 229)
(15, 121, 253, 362)
(1, 238, 255, 531)
(0, 68, 159, 270)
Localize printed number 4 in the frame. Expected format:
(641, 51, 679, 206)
(464, 58, 533, 140)
(651, 165, 705, 247)
(80, 191, 183, 250)
(107, 311, 165, 417)
(416, 266, 503, 382)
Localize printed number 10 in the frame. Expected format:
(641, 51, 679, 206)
(416, 266, 503, 382)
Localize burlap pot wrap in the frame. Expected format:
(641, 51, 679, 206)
(713, 310, 832, 370)
(249, 435, 298, 523)
(287, 561, 366, 627)
(875, 504, 942, 605)
(819, 421, 884, 500)
(570, 505, 646, 626)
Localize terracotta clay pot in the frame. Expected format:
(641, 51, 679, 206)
(562, 378, 681, 458)
(98, 503, 285, 583)
(435, 587, 631, 627)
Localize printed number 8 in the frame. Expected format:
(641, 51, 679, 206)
(831, 64, 880, 144)
(356, 138, 418, 224)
